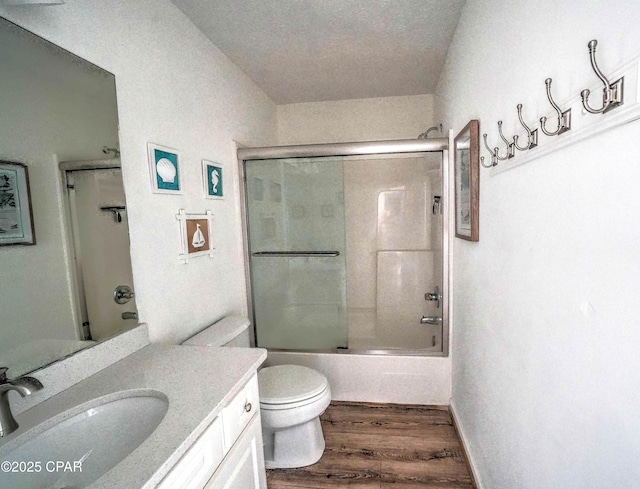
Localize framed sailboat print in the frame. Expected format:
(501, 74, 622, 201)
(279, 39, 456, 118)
(176, 209, 215, 263)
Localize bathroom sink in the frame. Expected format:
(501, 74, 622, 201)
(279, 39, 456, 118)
(0, 391, 168, 489)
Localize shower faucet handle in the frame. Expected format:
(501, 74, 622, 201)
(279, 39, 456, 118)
(424, 286, 441, 309)
(114, 285, 135, 304)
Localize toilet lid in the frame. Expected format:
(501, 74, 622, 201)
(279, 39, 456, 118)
(258, 365, 328, 405)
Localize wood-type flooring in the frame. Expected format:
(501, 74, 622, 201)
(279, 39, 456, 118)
(267, 401, 475, 489)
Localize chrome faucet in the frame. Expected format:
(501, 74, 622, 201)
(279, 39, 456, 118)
(0, 367, 43, 437)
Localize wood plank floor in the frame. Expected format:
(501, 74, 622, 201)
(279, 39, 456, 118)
(267, 401, 475, 489)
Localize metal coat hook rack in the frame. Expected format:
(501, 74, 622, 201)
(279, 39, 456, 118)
(513, 104, 538, 151)
(497, 121, 516, 159)
(480, 156, 495, 169)
(580, 40, 624, 114)
(480, 38, 629, 171)
(482, 132, 509, 166)
(540, 78, 571, 136)
(482, 134, 499, 166)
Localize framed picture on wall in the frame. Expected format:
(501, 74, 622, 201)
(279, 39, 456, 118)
(176, 209, 216, 263)
(202, 160, 224, 199)
(0, 161, 36, 246)
(454, 120, 479, 241)
(148, 143, 182, 194)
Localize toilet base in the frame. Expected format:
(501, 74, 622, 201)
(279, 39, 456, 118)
(262, 417, 325, 469)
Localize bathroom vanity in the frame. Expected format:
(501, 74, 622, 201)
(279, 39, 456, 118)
(0, 344, 267, 489)
(156, 371, 264, 489)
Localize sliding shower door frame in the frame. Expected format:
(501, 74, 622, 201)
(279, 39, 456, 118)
(238, 137, 451, 357)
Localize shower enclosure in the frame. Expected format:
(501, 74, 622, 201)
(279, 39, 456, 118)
(239, 138, 449, 356)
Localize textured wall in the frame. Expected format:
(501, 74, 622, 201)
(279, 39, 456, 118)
(277, 94, 434, 144)
(436, 0, 640, 487)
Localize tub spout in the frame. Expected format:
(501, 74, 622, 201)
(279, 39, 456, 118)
(420, 316, 442, 325)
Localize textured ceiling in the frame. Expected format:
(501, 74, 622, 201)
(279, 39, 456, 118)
(171, 0, 466, 104)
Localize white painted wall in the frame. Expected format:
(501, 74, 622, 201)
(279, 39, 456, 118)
(436, 1, 640, 487)
(0, 0, 277, 345)
(277, 94, 434, 145)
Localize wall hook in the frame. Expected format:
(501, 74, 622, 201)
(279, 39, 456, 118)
(480, 156, 495, 169)
(580, 40, 624, 114)
(497, 121, 516, 159)
(540, 78, 571, 136)
(482, 133, 502, 166)
(513, 104, 538, 151)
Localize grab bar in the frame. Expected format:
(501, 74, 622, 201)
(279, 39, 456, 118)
(252, 251, 340, 257)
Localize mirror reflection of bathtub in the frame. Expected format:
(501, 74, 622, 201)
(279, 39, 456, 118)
(0, 16, 137, 378)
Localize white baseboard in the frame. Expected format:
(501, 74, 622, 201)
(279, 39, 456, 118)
(450, 400, 484, 489)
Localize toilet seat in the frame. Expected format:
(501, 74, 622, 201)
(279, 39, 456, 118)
(260, 384, 330, 411)
(258, 365, 329, 410)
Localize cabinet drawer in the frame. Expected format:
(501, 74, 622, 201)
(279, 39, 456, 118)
(221, 374, 260, 450)
(156, 416, 225, 489)
(204, 414, 266, 489)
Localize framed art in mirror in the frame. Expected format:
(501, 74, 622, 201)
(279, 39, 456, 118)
(454, 120, 479, 241)
(0, 161, 36, 246)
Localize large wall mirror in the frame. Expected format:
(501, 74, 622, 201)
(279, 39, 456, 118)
(0, 17, 138, 377)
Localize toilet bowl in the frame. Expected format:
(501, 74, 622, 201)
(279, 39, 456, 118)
(259, 364, 331, 468)
(182, 316, 331, 469)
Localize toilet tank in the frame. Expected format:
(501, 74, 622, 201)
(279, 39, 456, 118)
(183, 316, 251, 347)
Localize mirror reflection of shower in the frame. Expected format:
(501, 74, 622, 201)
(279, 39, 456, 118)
(63, 161, 137, 342)
(102, 146, 120, 158)
(418, 123, 443, 139)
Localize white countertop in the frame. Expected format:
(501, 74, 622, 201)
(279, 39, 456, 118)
(0, 344, 267, 489)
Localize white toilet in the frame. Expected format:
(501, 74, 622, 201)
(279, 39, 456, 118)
(183, 316, 331, 469)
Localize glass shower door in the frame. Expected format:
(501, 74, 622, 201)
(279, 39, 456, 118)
(245, 157, 348, 350)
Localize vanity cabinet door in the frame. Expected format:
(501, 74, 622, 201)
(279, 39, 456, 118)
(205, 413, 266, 489)
(156, 416, 225, 489)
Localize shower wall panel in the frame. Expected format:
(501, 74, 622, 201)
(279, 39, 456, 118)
(376, 250, 438, 349)
(344, 155, 442, 351)
(344, 157, 432, 311)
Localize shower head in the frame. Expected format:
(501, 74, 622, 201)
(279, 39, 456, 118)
(102, 146, 121, 158)
(418, 123, 443, 139)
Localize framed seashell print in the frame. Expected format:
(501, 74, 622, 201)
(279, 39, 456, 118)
(176, 209, 215, 263)
(202, 160, 224, 199)
(148, 143, 182, 194)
